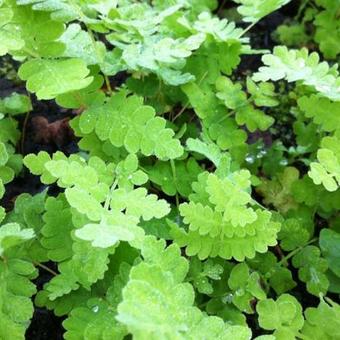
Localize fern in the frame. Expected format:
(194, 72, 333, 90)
(234, 0, 292, 23)
(256, 294, 304, 339)
(2, 0, 340, 337)
(292, 245, 329, 296)
(308, 136, 340, 192)
(228, 263, 266, 313)
(0, 223, 36, 339)
(40, 196, 74, 262)
(253, 46, 340, 101)
(313, 0, 340, 59)
(216, 76, 275, 132)
(298, 95, 340, 133)
(79, 91, 184, 160)
(171, 171, 280, 260)
(16, 0, 114, 23)
(302, 298, 340, 339)
(18, 59, 93, 100)
(117, 236, 252, 339)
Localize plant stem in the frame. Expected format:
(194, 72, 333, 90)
(23, 47, 40, 58)
(34, 262, 57, 276)
(170, 159, 179, 208)
(172, 71, 208, 122)
(277, 237, 318, 267)
(239, 21, 257, 38)
(217, 0, 227, 16)
(104, 179, 118, 210)
(20, 93, 32, 154)
(104, 75, 113, 95)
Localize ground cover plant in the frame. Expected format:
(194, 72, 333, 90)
(0, 0, 340, 339)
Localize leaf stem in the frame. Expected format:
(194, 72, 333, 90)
(276, 237, 318, 267)
(238, 21, 257, 38)
(23, 47, 40, 58)
(34, 262, 57, 276)
(217, 0, 227, 16)
(172, 71, 208, 122)
(170, 159, 179, 208)
(104, 179, 118, 210)
(20, 92, 32, 154)
(104, 75, 113, 95)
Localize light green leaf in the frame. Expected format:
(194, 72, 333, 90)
(0, 93, 32, 115)
(0, 223, 35, 256)
(302, 298, 340, 340)
(308, 136, 340, 192)
(234, 0, 292, 23)
(110, 188, 170, 221)
(75, 213, 142, 248)
(18, 58, 93, 100)
(80, 91, 183, 160)
(206, 171, 256, 227)
(65, 187, 103, 221)
(0, 258, 37, 339)
(257, 294, 304, 339)
(292, 245, 329, 296)
(186, 138, 224, 167)
(253, 46, 340, 101)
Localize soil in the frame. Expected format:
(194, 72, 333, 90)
(0, 1, 311, 339)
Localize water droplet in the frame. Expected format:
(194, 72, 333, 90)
(92, 306, 99, 313)
(245, 155, 255, 164)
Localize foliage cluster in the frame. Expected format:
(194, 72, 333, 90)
(0, 0, 340, 339)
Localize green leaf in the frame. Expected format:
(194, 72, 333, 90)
(63, 299, 126, 340)
(16, 0, 103, 22)
(319, 229, 340, 277)
(246, 78, 279, 107)
(308, 136, 340, 192)
(0, 223, 34, 256)
(256, 167, 299, 213)
(147, 158, 202, 197)
(314, 4, 340, 59)
(0, 142, 8, 167)
(0, 181, 4, 200)
(228, 263, 266, 313)
(65, 187, 104, 222)
(279, 218, 310, 251)
(117, 236, 251, 339)
(80, 91, 184, 160)
(0, 6, 24, 56)
(206, 171, 257, 227)
(191, 11, 243, 41)
(302, 298, 340, 340)
(0, 93, 32, 115)
(186, 138, 225, 168)
(110, 188, 170, 221)
(40, 196, 73, 262)
(75, 213, 143, 249)
(216, 76, 274, 132)
(187, 257, 223, 294)
(0, 258, 37, 339)
(292, 245, 329, 296)
(256, 294, 304, 339)
(0, 3, 64, 57)
(174, 171, 280, 260)
(253, 46, 340, 101)
(59, 24, 106, 65)
(234, 0, 292, 23)
(18, 58, 93, 100)
(298, 95, 340, 133)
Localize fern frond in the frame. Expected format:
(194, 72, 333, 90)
(253, 46, 340, 101)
